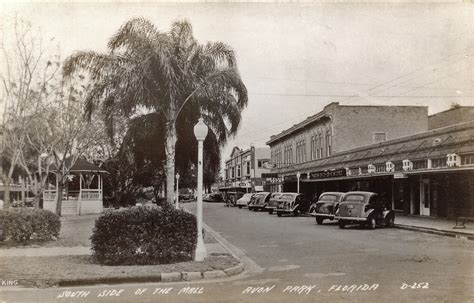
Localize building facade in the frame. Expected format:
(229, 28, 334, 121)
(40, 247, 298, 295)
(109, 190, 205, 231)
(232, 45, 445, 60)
(219, 145, 271, 193)
(266, 104, 474, 219)
(267, 102, 428, 168)
(428, 106, 474, 130)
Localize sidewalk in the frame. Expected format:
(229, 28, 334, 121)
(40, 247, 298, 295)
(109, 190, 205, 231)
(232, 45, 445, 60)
(395, 215, 474, 240)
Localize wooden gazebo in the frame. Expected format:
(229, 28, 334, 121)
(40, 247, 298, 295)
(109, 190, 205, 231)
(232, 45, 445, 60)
(43, 158, 107, 215)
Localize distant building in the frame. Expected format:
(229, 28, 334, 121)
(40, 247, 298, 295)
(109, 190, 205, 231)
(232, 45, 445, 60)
(428, 106, 474, 130)
(219, 145, 271, 193)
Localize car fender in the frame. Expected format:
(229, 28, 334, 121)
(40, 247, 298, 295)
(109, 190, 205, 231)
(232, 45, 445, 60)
(365, 208, 376, 218)
(382, 210, 394, 219)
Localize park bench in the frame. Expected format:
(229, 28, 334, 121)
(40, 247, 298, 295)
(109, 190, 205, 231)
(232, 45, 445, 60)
(453, 217, 474, 229)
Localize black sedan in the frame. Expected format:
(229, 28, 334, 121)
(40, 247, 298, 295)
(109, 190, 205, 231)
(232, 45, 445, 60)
(334, 191, 395, 229)
(310, 192, 346, 224)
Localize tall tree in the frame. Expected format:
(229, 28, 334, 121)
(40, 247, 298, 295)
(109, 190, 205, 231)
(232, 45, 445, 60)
(0, 18, 61, 208)
(63, 18, 247, 204)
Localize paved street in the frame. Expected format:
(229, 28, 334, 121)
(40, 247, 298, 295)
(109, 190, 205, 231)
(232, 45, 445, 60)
(1, 202, 474, 303)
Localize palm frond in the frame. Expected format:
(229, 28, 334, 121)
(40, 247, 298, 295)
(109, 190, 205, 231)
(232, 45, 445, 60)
(63, 51, 128, 80)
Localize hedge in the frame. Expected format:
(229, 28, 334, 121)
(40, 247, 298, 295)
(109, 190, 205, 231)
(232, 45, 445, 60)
(90, 206, 197, 265)
(0, 208, 61, 243)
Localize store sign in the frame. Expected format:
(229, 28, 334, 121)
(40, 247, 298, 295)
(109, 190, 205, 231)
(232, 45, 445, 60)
(261, 173, 279, 178)
(239, 182, 250, 187)
(309, 169, 346, 180)
(264, 178, 283, 184)
(393, 173, 407, 179)
(254, 185, 264, 191)
(283, 173, 308, 182)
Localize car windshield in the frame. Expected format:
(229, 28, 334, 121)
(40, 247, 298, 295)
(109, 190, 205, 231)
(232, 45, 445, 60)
(319, 194, 339, 202)
(242, 194, 253, 199)
(271, 194, 282, 199)
(343, 194, 366, 202)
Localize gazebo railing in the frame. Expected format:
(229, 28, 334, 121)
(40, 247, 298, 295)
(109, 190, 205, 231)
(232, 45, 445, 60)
(43, 189, 101, 201)
(81, 189, 102, 201)
(43, 190, 57, 201)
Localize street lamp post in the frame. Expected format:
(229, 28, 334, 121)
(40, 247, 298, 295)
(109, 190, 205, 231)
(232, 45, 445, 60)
(296, 171, 301, 193)
(175, 173, 180, 210)
(193, 117, 208, 261)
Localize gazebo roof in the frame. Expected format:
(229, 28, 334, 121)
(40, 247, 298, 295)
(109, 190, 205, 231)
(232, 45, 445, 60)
(50, 157, 108, 173)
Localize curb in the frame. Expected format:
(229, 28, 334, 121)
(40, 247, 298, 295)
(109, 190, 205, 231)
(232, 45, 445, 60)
(52, 223, 245, 288)
(55, 261, 244, 287)
(395, 224, 474, 241)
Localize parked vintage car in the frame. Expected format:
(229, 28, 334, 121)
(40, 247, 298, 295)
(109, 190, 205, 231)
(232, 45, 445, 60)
(266, 192, 284, 214)
(225, 191, 244, 207)
(334, 191, 395, 229)
(276, 193, 311, 217)
(248, 192, 272, 211)
(178, 188, 194, 201)
(236, 193, 254, 208)
(203, 192, 223, 202)
(310, 192, 346, 224)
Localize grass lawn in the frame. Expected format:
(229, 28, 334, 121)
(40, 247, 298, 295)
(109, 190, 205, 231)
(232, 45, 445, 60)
(1, 210, 217, 248)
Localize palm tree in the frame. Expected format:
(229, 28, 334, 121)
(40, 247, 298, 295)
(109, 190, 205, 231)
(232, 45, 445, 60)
(63, 18, 247, 204)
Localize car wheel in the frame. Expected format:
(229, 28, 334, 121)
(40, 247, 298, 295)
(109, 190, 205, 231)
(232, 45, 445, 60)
(367, 217, 376, 230)
(293, 209, 299, 216)
(268, 209, 273, 215)
(386, 215, 395, 227)
(277, 212, 282, 217)
(316, 217, 324, 225)
(238, 205, 242, 209)
(338, 220, 346, 229)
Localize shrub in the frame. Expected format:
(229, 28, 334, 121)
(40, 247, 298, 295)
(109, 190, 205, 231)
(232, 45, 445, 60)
(0, 208, 61, 243)
(91, 206, 197, 265)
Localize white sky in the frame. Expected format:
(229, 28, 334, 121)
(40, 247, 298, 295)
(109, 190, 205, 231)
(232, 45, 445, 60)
(1, 2, 473, 164)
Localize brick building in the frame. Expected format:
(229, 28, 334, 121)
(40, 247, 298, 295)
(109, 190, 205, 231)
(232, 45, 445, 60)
(265, 102, 428, 193)
(428, 106, 474, 130)
(265, 103, 474, 218)
(267, 102, 428, 168)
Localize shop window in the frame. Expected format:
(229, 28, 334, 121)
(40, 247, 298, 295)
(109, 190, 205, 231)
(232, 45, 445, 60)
(413, 160, 428, 170)
(432, 158, 447, 168)
(394, 162, 403, 171)
(375, 164, 385, 173)
(310, 135, 317, 160)
(461, 153, 474, 165)
(325, 129, 332, 156)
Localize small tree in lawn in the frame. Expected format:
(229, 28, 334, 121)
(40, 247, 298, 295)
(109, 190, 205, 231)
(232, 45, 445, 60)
(47, 79, 104, 216)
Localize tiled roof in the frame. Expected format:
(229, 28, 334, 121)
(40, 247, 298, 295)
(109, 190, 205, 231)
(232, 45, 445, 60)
(49, 157, 107, 173)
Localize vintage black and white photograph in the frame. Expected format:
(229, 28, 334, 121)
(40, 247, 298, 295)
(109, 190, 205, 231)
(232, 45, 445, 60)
(0, 1, 473, 302)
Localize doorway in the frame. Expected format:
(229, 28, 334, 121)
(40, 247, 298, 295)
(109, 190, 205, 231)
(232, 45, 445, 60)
(420, 179, 430, 216)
